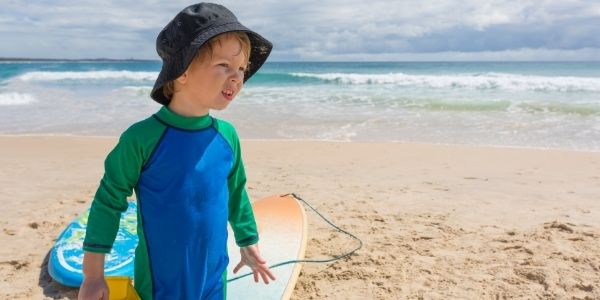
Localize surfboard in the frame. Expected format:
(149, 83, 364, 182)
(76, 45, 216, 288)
(226, 194, 308, 300)
(48, 194, 307, 300)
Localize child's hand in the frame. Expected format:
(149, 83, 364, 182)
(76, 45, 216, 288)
(78, 276, 108, 300)
(233, 244, 277, 284)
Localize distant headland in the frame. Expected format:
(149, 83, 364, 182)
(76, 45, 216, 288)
(0, 57, 157, 62)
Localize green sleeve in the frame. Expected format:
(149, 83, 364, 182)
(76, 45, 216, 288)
(216, 119, 259, 247)
(83, 118, 165, 253)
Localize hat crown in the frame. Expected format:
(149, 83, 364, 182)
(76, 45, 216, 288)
(157, 3, 238, 61)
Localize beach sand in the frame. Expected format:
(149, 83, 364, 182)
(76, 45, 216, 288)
(1, 136, 599, 299)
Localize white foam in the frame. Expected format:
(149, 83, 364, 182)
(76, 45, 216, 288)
(17, 70, 158, 81)
(0, 92, 36, 105)
(117, 86, 152, 96)
(290, 72, 600, 92)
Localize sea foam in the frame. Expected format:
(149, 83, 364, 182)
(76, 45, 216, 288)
(0, 92, 36, 106)
(17, 70, 157, 82)
(290, 72, 600, 92)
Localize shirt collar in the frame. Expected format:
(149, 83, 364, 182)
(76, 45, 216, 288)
(154, 106, 213, 130)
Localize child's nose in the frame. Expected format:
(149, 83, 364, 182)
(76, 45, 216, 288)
(230, 70, 244, 83)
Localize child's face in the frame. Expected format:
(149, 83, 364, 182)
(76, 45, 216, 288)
(175, 36, 248, 113)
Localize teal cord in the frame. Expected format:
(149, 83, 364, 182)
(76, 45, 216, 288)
(227, 193, 363, 282)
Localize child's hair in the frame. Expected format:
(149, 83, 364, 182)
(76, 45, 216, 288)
(163, 32, 251, 100)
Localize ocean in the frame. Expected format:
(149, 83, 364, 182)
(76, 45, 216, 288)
(1, 60, 599, 151)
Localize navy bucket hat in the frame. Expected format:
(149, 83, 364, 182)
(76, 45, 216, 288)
(151, 3, 273, 105)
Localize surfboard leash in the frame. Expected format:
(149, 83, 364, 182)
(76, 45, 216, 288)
(227, 193, 363, 282)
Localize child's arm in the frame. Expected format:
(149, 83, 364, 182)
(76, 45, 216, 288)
(82, 252, 105, 279)
(220, 120, 275, 283)
(78, 252, 108, 299)
(80, 125, 150, 296)
(227, 153, 276, 283)
(83, 129, 144, 254)
(227, 167, 259, 247)
(225, 126, 259, 247)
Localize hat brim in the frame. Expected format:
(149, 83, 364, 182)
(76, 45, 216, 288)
(151, 22, 273, 105)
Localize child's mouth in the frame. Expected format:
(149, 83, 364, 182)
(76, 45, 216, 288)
(222, 89, 234, 101)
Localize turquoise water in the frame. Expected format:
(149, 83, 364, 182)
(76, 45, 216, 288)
(1, 60, 600, 150)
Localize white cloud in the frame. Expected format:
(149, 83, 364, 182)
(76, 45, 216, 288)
(0, 0, 598, 60)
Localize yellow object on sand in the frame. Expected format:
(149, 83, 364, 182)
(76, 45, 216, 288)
(106, 276, 140, 300)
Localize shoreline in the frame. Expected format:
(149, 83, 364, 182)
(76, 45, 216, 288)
(1, 136, 599, 298)
(1, 133, 599, 154)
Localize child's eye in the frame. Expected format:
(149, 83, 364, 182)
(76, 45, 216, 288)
(219, 63, 229, 68)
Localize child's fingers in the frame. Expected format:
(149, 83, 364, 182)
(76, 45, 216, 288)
(258, 270, 270, 284)
(233, 262, 243, 274)
(253, 271, 259, 283)
(259, 264, 276, 281)
(255, 258, 275, 280)
(265, 268, 276, 281)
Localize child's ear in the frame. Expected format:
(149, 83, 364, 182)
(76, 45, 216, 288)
(175, 71, 188, 85)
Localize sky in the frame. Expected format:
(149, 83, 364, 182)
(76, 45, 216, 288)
(1, 0, 599, 61)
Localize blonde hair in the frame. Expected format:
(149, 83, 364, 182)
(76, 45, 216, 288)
(163, 32, 251, 100)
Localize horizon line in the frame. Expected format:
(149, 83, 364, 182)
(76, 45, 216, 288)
(2, 57, 600, 63)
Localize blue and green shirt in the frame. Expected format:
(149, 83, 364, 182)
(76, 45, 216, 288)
(83, 106, 258, 300)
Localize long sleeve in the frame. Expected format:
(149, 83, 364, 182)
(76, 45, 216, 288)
(83, 129, 145, 253)
(216, 119, 259, 247)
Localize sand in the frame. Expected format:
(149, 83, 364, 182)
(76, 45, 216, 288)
(1, 135, 599, 299)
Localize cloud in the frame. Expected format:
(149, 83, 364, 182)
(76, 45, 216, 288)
(0, 0, 599, 60)
(256, 0, 600, 60)
(399, 17, 600, 53)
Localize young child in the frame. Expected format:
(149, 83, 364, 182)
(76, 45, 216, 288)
(78, 3, 275, 299)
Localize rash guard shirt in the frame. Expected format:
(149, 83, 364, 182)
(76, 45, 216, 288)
(82, 106, 259, 300)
